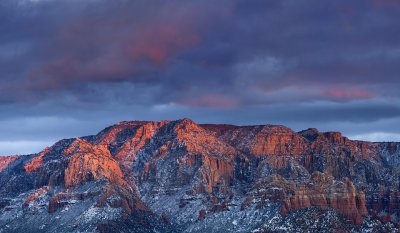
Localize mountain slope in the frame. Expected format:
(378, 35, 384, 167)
(1, 119, 399, 232)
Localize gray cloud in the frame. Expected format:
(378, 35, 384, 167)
(0, 0, 399, 154)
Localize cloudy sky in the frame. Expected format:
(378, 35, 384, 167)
(0, 0, 400, 155)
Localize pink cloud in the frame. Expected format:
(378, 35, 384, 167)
(320, 87, 376, 101)
(24, 11, 202, 90)
(126, 23, 200, 66)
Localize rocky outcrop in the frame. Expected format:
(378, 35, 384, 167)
(0, 155, 18, 172)
(196, 155, 234, 194)
(280, 173, 368, 225)
(24, 147, 49, 173)
(48, 190, 101, 213)
(23, 186, 49, 207)
(299, 128, 378, 162)
(203, 124, 308, 157)
(63, 138, 126, 188)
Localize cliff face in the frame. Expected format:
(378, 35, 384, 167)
(205, 124, 309, 157)
(280, 173, 368, 225)
(0, 119, 399, 232)
(0, 156, 18, 172)
(63, 138, 126, 188)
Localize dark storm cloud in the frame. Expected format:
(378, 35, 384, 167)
(1, 0, 399, 101)
(0, 0, 400, 154)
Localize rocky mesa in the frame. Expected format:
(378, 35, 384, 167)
(0, 119, 399, 232)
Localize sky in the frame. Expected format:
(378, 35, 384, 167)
(0, 0, 400, 155)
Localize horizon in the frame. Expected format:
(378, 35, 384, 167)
(1, 0, 400, 155)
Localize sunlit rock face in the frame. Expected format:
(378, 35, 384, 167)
(63, 138, 126, 188)
(0, 156, 18, 172)
(1, 119, 400, 232)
